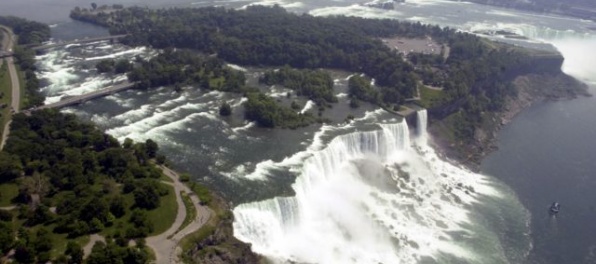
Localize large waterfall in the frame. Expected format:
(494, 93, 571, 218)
(233, 110, 529, 263)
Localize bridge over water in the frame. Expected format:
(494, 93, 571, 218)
(26, 81, 137, 113)
(32, 34, 128, 51)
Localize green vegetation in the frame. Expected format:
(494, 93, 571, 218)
(0, 62, 12, 139)
(171, 192, 196, 238)
(70, 6, 422, 106)
(0, 110, 177, 262)
(0, 182, 18, 206)
(178, 184, 261, 263)
(348, 75, 380, 105)
(188, 182, 213, 206)
(146, 184, 177, 236)
(70, 5, 550, 140)
(260, 66, 337, 106)
(0, 16, 50, 45)
(127, 49, 246, 93)
(418, 85, 443, 108)
(0, 17, 50, 109)
(219, 102, 232, 116)
(244, 92, 315, 128)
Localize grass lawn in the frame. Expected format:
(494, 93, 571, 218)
(0, 61, 12, 139)
(419, 85, 443, 108)
(147, 183, 177, 236)
(0, 182, 18, 206)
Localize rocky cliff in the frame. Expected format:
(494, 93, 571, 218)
(427, 50, 590, 169)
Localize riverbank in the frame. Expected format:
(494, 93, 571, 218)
(428, 71, 590, 170)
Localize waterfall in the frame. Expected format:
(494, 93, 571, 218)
(233, 110, 524, 263)
(416, 109, 427, 138)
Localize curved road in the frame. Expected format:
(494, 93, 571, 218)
(146, 165, 213, 264)
(0, 26, 19, 150)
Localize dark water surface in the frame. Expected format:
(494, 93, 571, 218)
(482, 87, 596, 264)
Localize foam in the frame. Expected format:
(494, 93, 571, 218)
(233, 110, 517, 263)
(299, 100, 315, 114)
(84, 47, 147, 61)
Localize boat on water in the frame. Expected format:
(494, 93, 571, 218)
(549, 202, 560, 215)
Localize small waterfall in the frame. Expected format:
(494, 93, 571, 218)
(416, 109, 428, 138)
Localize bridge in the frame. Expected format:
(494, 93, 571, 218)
(28, 81, 137, 112)
(32, 34, 128, 51)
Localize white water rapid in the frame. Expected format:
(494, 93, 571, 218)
(233, 110, 519, 263)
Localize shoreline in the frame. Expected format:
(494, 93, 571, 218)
(428, 72, 591, 171)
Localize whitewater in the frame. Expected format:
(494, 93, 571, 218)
(233, 110, 530, 263)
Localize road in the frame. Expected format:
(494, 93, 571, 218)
(146, 165, 213, 264)
(0, 26, 19, 151)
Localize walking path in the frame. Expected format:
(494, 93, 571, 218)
(145, 165, 213, 264)
(83, 234, 106, 258)
(0, 26, 20, 150)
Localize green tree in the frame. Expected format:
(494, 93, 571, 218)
(65, 241, 84, 264)
(133, 182, 160, 209)
(0, 222, 14, 255)
(144, 139, 158, 158)
(219, 102, 232, 116)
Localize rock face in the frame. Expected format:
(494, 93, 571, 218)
(428, 51, 590, 169)
(186, 194, 262, 264)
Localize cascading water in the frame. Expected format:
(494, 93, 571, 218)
(233, 110, 530, 263)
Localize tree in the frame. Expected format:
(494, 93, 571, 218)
(0, 152, 22, 182)
(14, 243, 36, 264)
(66, 241, 84, 264)
(0, 222, 14, 255)
(91, 3, 98, 10)
(133, 183, 160, 209)
(110, 195, 127, 218)
(33, 227, 53, 252)
(144, 139, 158, 158)
(219, 102, 232, 116)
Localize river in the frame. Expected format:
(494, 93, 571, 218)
(2, 0, 596, 263)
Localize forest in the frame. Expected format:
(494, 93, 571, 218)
(71, 5, 542, 140)
(0, 16, 49, 108)
(259, 66, 337, 106)
(0, 110, 166, 263)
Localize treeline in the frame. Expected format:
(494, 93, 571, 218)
(0, 16, 50, 45)
(0, 16, 50, 108)
(126, 49, 245, 93)
(0, 110, 165, 262)
(260, 67, 336, 106)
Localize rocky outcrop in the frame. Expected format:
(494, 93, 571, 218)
(185, 194, 263, 264)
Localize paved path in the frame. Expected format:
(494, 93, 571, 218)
(0, 26, 19, 151)
(83, 234, 106, 258)
(146, 165, 213, 264)
(0, 205, 16, 211)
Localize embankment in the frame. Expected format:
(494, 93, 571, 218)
(427, 49, 590, 169)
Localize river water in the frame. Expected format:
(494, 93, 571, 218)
(2, 0, 596, 263)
